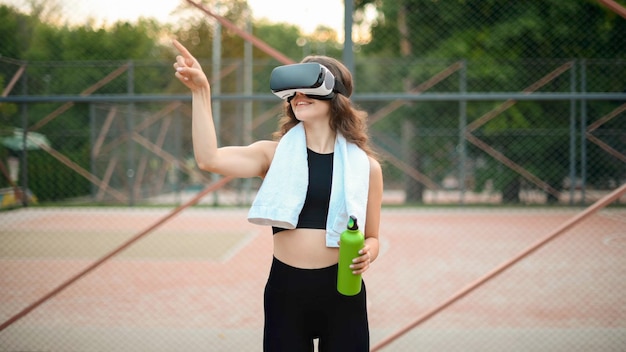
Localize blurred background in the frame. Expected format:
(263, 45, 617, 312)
(1, 0, 625, 207)
(0, 0, 625, 351)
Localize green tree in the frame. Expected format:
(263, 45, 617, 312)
(356, 0, 626, 203)
(0, 4, 172, 202)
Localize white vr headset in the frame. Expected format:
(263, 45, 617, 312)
(270, 62, 348, 101)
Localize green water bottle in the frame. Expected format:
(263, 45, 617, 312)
(337, 215, 365, 296)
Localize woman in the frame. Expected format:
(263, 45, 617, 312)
(173, 39, 383, 351)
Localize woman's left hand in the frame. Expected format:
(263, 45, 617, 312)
(349, 245, 372, 275)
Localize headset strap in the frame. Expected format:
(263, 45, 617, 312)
(334, 78, 349, 97)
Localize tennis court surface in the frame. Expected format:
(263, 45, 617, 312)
(1, 206, 625, 351)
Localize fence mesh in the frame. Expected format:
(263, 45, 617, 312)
(1, 0, 625, 351)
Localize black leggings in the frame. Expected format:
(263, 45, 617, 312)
(263, 257, 369, 352)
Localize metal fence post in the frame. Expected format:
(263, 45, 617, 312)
(343, 0, 355, 79)
(579, 59, 588, 204)
(126, 59, 136, 206)
(89, 102, 96, 201)
(458, 60, 468, 204)
(20, 68, 28, 207)
(569, 60, 578, 206)
(212, 11, 222, 206)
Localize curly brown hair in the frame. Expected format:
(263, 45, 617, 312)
(272, 55, 377, 159)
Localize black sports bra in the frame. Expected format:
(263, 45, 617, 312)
(272, 149, 333, 234)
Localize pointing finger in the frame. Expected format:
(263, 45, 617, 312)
(172, 39, 193, 58)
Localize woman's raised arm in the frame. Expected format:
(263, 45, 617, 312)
(173, 39, 275, 178)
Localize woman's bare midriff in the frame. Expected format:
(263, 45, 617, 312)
(273, 228, 339, 269)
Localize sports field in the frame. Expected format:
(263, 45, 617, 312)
(1, 206, 625, 351)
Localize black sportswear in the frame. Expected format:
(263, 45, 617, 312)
(272, 148, 333, 234)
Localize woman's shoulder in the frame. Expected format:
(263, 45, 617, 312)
(252, 140, 278, 150)
(250, 140, 279, 159)
(368, 155, 383, 180)
(368, 155, 382, 171)
(246, 140, 279, 178)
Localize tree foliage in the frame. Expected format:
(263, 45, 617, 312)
(0, 1, 624, 202)
(354, 0, 626, 202)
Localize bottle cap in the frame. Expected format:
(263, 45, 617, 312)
(347, 215, 359, 230)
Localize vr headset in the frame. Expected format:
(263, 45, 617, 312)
(270, 62, 348, 101)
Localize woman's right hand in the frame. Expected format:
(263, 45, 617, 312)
(172, 39, 210, 91)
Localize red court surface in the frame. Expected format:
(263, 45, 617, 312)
(1, 207, 625, 351)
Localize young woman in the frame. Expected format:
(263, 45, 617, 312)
(173, 39, 383, 351)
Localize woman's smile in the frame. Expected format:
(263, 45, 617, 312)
(294, 101, 312, 108)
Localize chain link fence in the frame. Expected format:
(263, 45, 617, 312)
(1, 0, 625, 351)
(2, 58, 623, 207)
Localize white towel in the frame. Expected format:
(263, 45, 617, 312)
(247, 122, 370, 247)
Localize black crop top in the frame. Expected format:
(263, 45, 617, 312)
(272, 149, 334, 234)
